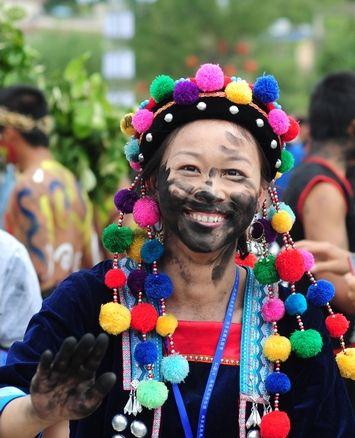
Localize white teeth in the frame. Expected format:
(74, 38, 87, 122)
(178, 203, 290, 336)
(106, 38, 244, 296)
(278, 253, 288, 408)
(188, 212, 225, 224)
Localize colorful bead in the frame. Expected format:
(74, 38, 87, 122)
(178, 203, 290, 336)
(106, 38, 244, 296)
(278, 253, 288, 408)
(99, 302, 131, 335)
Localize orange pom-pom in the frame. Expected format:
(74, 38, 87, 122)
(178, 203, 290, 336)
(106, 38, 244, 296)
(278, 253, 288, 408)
(235, 252, 257, 268)
(130, 303, 158, 334)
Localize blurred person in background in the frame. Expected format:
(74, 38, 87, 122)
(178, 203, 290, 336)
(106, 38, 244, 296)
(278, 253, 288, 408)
(283, 72, 355, 316)
(0, 229, 42, 366)
(0, 85, 95, 296)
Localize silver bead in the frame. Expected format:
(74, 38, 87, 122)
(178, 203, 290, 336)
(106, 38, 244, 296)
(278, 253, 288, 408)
(145, 133, 153, 142)
(196, 101, 207, 111)
(270, 139, 278, 149)
(112, 414, 128, 432)
(112, 435, 125, 438)
(275, 159, 282, 169)
(130, 420, 148, 437)
(138, 153, 144, 162)
(247, 430, 260, 438)
(256, 118, 264, 128)
(164, 113, 173, 122)
(229, 105, 239, 115)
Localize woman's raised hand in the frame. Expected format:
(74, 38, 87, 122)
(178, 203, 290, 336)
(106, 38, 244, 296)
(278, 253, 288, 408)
(30, 333, 116, 423)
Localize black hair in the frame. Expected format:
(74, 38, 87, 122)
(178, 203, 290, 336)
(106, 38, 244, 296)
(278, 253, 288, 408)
(309, 71, 355, 145)
(0, 85, 49, 147)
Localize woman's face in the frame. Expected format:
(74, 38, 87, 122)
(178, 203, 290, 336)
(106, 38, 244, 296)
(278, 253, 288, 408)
(156, 119, 265, 253)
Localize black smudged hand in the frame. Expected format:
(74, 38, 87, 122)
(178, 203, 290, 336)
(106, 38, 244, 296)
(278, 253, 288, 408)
(30, 333, 116, 422)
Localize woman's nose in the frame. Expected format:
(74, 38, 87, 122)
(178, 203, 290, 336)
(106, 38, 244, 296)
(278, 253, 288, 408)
(194, 189, 225, 203)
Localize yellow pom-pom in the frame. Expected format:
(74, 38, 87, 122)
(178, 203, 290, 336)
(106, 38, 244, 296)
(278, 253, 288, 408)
(99, 302, 131, 335)
(271, 210, 293, 233)
(156, 314, 178, 337)
(120, 113, 136, 136)
(263, 334, 291, 362)
(127, 229, 146, 262)
(225, 80, 252, 105)
(275, 172, 282, 180)
(336, 348, 355, 380)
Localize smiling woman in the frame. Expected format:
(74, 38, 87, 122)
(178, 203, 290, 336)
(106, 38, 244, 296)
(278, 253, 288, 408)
(0, 64, 354, 438)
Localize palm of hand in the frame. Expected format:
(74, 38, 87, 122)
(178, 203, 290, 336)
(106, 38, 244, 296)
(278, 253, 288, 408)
(30, 334, 116, 423)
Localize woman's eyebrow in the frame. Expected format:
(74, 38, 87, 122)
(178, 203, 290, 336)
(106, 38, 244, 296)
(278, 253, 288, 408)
(219, 144, 252, 165)
(171, 150, 200, 159)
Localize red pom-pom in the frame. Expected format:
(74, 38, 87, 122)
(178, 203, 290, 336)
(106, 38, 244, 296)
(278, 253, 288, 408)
(104, 269, 127, 289)
(130, 303, 158, 334)
(281, 116, 300, 143)
(275, 248, 305, 283)
(145, 97, 156, 111)
(260, 411, 290, 438)
(223, 76, 232, 88)
(325, 313, 350, 338)
(235, 252, 257, 268)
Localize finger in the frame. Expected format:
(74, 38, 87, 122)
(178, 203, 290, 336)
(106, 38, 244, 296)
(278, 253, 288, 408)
(51, 337, 77, 374)
(35, 350, 53, 379)
(313, 260, 348, 275)
(68, 333, 96, 372)
(79, 333, 109, 377)
(295, 240, 330, 256)
(86, 372, 116, 401)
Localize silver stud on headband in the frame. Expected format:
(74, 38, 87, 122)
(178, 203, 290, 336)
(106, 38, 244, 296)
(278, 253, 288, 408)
(146, 133, 153, 142)
(229, 105, 239, 115)
(275, 159, 282, 169)
(138, 153, 144, 163)
(270, 139, 278, 149)
(197, 101, 207, 111)
(256, 118, 264, 128)
(164, 113, 173, 123)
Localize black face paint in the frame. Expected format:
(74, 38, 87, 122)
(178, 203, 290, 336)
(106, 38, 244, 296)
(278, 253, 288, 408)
(157, 165, 258, 255)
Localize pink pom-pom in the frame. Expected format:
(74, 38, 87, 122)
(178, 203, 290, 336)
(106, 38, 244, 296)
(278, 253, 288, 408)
(133, 197, 160, 227)
(261, 298, 285, 322)
(130, 161, 142, 172)
(195, 63, 224, 92)
(299, 249, 315, 271)
(132, 109, 154, 133)
(268, 109, 290, 135)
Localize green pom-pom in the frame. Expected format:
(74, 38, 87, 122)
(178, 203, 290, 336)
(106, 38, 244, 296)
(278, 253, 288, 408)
(279, 149, 295, 173)
(101, 224, 133, 253)
(254, 256, 279, 285)
(150, 75, 175, 102)
(136, 380, 168, 409)
(290, 329, 323, 358)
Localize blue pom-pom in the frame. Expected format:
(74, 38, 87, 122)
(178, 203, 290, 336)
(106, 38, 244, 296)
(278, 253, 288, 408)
(145, 273, 173, 300)
(265, 372, 291, 394)
(267, 202, 295, 222)
(285, 293, 307, 316)
(161, 354, 189, 384)
(141, 239, 164, 264)
(307, 279, 335, 306)
(253, 75, 280, 103)
(124, 138, 140, 161)
(134, 341, 158, 365)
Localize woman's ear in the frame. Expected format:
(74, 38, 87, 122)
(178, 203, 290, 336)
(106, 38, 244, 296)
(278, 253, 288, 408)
(257, 186, 267, 212)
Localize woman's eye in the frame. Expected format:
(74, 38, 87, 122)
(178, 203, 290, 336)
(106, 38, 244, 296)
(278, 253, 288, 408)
(181, 165, 199, 173)
(222, 169, 243, 177)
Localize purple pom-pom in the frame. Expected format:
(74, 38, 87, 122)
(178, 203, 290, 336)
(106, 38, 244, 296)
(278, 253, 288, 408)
(253, 75, 280, 104)
(134, 341, 158, 365)
(114, 189, 139, 214)
(173, 80, 200, 105)
(145, 273, 173, 300)
(307, 279, 335, 306)
(127, 269, 147, 294)
(259, 218, 277, 243)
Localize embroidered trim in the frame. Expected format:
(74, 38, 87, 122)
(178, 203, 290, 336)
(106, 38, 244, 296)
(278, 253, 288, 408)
(151, 407, 162, 438)
(183, 354, 239, 366)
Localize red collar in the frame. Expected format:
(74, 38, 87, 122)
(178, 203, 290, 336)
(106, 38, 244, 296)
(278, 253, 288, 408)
(173, 320, 241, 366)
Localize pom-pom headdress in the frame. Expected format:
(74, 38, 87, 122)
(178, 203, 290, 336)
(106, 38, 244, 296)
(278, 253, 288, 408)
(100, 63, 353, 438)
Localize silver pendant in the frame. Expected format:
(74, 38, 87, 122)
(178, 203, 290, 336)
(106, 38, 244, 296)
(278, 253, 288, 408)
(246, 402, 261, 429)
(124, 380, 142, 416)
(130, 420, 148, 437)
(247, 430, 261, 438)
(112, 414, 128, 432)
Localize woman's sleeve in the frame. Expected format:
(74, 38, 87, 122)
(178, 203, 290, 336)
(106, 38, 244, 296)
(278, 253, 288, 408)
(0, 267, 104, 412)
